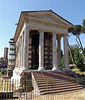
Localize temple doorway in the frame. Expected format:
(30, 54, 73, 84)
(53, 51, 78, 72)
(31, 34, 39, 69)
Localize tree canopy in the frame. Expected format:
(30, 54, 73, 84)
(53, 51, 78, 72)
(68, 19, 85, 36)
(68, 25, 82, 36)
(68, 18, 85, 52)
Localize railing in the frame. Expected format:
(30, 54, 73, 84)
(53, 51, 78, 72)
(0, 77, 84, 100)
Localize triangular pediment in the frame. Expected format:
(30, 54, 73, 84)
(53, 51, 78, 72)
(24, 10, 72, 26)
(31, 16, 63, 24)
(14, 10, 72, 42)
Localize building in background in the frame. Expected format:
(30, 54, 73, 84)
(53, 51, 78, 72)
(4, 47, 8, 61)
(7, 38, 16, 77)
(0, 47, 8, 69)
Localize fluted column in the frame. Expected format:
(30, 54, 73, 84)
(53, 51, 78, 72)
(23, 23, 29, 70)
(57, 37, 62, 70)
(20, 37, 22, 67)
(52, 32, 57, 70)
(19, 40, 21, 68)
(21, 35, 23, 67)
(38, 30, 45, 71)
(22, 33, 24, 67)
(15, 45, 18, 67)
(63, 34, 70, 71)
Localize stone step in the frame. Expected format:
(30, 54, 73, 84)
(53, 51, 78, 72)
(32, 71, 83, 95)
(39, 84, 82, 91)
(35, 79, 76, 84)
(34, 75, 74, 79)
(41, 87, 83, 95)
(34, 76, 72, 80)
(33, 72, 71, 76)
(33, 72, 72, 78)
(33, 71, 69, 75)
(34, 77, 75, 81)
(36, 81, 77, 86)
(38, 83, 80, 88)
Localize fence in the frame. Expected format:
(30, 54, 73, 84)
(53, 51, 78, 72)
(0, 77, 85, 100)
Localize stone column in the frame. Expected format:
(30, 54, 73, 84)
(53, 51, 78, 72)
(22, 33, 24, 67)
(63, 34, 70, 71)
(52, 32, 57, 70)
(57, 37, 62, 70)
(23, 23, 29, 70)
(38, 30, 45, 71)
(19, 40, 21, 68)
(21, 36, 23, 67)
(20, 37, 22, 67)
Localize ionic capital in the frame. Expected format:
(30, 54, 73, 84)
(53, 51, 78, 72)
(52, 32, 57, 35)
(39, 29, 46, 33)
(23, 26, 31, 34)
(24, 23, 31, 30)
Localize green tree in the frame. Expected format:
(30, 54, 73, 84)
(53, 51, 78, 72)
(68, 45, 79, 64)
(82, 19, 85, 33)
(69, 45, 85, 70)
(83, 48, 85, 56)
(74, 48, 85, 71)
(68, 25, 82, 36)
(68, 19, 85, 52)
(68, 19, 85, 71)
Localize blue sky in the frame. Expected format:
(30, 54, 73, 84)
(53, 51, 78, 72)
(0, 0, 85, 57)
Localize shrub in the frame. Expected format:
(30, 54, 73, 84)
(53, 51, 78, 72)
(1, 69, 7, 75)
(75, 60, 85, 71)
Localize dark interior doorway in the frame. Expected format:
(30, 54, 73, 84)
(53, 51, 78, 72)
(31, 34, 39, 69)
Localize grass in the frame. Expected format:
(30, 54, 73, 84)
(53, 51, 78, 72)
(72, 67, 85, 75)
(69, 64, 85, 75)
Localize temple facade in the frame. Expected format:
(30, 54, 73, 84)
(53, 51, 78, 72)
(11, 10, 72, 81)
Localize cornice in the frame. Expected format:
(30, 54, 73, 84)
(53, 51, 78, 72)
(14, 17, 28, 42)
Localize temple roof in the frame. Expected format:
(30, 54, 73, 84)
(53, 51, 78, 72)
(14, 10, 72, 42)
(21, 10, 72, 25)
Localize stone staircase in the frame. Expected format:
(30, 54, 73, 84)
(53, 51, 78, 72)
(32, 71, 83, 95)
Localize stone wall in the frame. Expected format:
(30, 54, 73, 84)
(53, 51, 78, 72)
(44, 32, 52, 69)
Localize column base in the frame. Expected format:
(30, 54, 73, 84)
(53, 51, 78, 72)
(21, 66, 28, 71)
(52, 67, 58, 71)
(38, 67, 45, 71)
(11, 67, 30, 87)
(58, 67, 63, 70)
(65, 67, 71, 71)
